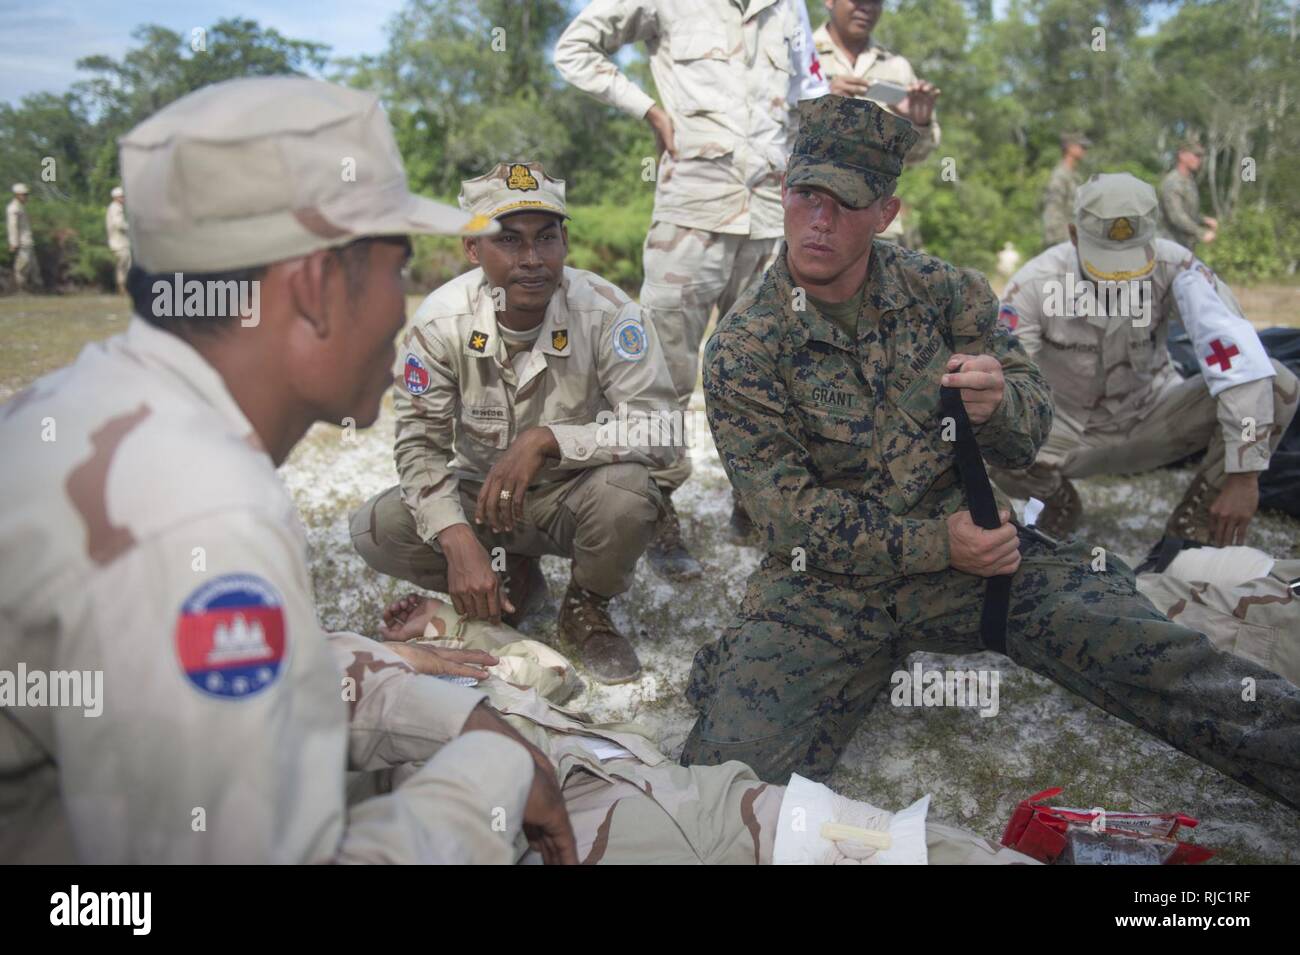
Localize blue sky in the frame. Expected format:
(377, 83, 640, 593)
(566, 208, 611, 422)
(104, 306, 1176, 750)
(0, 0, 407, 104)
(0, 0, 1182, 106)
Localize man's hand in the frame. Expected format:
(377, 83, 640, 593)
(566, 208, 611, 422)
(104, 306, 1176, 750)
(386, 641, 499, 680)
(1208, 472, 1259, 546)
(461, 702, 578, 865)
(645, 104, 677, 160)
(897, 80, 940, 127)
(941, 353, 1005, 425)
(829, 75, 870, 98)
(1202, 228, 1217, 245)
(1203, 216, 1219, 231)
(947, 509, 1021, 578)
(474, 426, 557, 533)
(438, 523, 514, 623)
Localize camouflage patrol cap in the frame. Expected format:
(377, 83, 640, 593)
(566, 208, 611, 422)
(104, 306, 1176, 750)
(458, 162, 569, 222)
(786, 95, 919, 209)
(1177, 139, 1206, 158)
(1073, 173, 1159, 282)
(118, 76, 497, 273)
(1061, 132, 1092, 149)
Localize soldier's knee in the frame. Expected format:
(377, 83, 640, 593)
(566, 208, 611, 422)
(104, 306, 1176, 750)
(580, 462, 662, 532)
(349, 485, 422, 571)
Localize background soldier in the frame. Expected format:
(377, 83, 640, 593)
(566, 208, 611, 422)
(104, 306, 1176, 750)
(1040, 132, 1090, 249)
(105, 185, 131, 294)
(994, 174, 1297, 545)
(6, 183, 41, 292)
(555, 0, 828, 566)
(350, 162, 678, 685)
(680, 96, 1300, 814)
(813, 0, 940, 248)
(1160, 139, 1217, 253)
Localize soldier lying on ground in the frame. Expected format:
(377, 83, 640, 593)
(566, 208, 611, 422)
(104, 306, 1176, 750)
(677, 94, 1300, 812)
(350, 162, 679, 686)
(332, 595, 1037, 865)
(993, 173, 1298, 544)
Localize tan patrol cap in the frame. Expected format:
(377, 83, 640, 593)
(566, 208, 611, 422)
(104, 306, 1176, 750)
(110, 186, 124, 199)
(119, 76, 497, 273)
(1073, 173, 1158, 282)
(12, 183, 29, 195)
(458, 162, 568, 222)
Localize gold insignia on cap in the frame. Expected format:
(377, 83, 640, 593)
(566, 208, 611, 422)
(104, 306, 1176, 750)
(469, 331, 489, 353)
(506, 164, 539, 192)
(461, 213, 492, 234)
(1107, 217, 1135, 241)
(551, 329, 568, 351)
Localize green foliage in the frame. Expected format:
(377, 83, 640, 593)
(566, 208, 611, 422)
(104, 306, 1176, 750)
(3, 1, 1298, 292)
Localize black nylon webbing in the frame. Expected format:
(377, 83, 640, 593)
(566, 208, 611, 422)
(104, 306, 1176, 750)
(939, 385, 1011, 654)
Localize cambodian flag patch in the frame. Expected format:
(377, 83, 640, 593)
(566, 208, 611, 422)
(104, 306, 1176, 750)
(404, 353, 430, 395)
(174, 574, 287, 700)
(998, 304, 1020, 331)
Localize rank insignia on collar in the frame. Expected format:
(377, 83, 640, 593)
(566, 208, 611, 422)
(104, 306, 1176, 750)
(468, 330, 489, 353)
(551, 329, 568, 351)
(1107, 216, 1135, 241)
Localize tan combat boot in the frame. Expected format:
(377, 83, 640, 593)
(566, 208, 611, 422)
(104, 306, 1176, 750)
(1037, 477, 1082, 539)
(646, 492, 703, 580)
(557, 578, 641, 685)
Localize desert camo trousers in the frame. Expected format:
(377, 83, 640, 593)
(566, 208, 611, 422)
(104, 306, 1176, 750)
(990, 361, 1299, 541)
(681, 532, 1300, 811)
(638, 221, 780, 491)
(350, 463, 661, 599)
(521, 762, 1031, 864)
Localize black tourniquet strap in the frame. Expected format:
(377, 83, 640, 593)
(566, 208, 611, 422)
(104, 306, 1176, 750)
(939, 385, 1011, 654)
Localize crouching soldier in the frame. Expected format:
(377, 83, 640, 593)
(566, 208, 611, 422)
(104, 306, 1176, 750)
(351, 162, 679, 685)
(992, 173, 1298, 544)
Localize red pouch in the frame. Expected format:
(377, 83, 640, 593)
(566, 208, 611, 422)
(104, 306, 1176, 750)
(1000, 787, 1214, 865)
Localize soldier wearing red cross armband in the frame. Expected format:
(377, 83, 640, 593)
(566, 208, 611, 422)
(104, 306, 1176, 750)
(990, 173, 1298, 547)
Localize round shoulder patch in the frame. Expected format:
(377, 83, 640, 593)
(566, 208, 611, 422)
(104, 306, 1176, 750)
(612, 317, 646, 362)
(404, 353, 431, 395)
(175, 574, 287, 700)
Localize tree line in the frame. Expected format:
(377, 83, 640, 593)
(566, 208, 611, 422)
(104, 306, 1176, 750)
(1, 0, 1295, 292)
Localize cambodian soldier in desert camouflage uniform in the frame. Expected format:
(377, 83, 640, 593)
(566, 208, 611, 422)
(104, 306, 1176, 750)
(335, 595, 1037, 865)
(350, 162, 678, 686)
(555, 0, 829, 566)
(678, 94, 1300, 814)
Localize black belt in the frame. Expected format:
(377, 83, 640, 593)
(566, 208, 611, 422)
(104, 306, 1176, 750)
(939, 385, 1011, 654)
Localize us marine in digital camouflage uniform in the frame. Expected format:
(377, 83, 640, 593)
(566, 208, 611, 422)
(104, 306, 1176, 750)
(1159, 139, 1217, 254)
(679, 94, 1300, 813)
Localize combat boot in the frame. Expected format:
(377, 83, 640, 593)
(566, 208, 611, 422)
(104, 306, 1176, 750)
(727, 490, 756, 545)
(557, 579, 641, 685)
(1166, 473, 1216, 545)
(502, 554, 547, 629)
(646, 493, 704, 580)
(1037, 477, 1082, 539)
